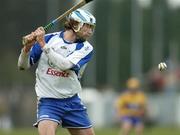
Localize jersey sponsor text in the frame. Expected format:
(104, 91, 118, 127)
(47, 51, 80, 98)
(46, 68, 69, 77)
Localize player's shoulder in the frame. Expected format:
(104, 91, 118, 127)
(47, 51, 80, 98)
(43, 32, 60, 44)
(81, 41, 93, 51)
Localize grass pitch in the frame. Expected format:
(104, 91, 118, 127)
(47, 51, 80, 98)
(0, 127, 180, 135)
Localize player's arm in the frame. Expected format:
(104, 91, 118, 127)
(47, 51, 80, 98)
(115, 95, 127, 117)
(34, 27, 72, 70)
(18, 27, 57, 70)
(42, 43, 93, 71)
(18, 32, 36, 70)
(18, 43, 43, 70)
(18, 48, 31, 70)
(43, 46, 74, 70)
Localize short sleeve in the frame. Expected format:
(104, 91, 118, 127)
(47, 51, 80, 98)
(67, 42, 93, 70)
(29, 33, 56, 66)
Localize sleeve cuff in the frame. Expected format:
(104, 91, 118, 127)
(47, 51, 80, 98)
(21, 48, 30, 56)
(42, 45, 51, 54)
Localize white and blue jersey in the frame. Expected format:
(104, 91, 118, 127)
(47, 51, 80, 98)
(29, 31, 93, 98)
(18, 30, 94, 128)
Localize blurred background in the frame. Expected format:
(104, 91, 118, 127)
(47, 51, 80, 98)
(1, 0, 180, 134)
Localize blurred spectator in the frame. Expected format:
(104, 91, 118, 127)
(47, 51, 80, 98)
(115, 77, 147, 135)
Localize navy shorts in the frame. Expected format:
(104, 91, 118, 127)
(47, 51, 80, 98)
(121, 116, 143, 126)
(33, 94, 92, 128)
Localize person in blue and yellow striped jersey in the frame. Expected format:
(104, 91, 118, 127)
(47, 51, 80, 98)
(115, 77, 147, 135)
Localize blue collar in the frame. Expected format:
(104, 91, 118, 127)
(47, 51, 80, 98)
(59, 30, 84, 44)
(59, 31, 72, 44)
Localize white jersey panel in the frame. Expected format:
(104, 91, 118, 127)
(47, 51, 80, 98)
(34, 32, 93, 98)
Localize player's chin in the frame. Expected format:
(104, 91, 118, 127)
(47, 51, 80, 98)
(82, 31, 93, 37)
(84, 34, 92, 40)
(79, 35, 91, 41)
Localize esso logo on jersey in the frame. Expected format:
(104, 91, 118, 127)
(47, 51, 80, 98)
(46, 68, 69, 77)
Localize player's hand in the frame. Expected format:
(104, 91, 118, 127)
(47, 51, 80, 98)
(23, 32, 36, 45)
(22, 32, 36, 53)
(34, 27, 46, 48)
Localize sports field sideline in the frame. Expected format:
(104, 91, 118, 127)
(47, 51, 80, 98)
(0, 127, 180, 135)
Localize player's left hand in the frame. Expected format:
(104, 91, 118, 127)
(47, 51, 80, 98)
(34, 27, 46, 48)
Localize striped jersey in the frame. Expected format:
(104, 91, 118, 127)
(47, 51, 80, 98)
(115, 91, 147, 117)
(29, 31, 93, 98)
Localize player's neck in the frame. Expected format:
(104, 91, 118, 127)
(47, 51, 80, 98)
(64, 29, 77, 43)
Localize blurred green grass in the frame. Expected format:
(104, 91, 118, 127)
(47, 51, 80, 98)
(0, 127, 180, 135)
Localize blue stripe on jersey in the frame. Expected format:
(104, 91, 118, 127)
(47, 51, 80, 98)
(76, 42, 84, 50)
(66, 42, 84, 58)
(69, 42, 84, 72)
(29, 34, 56, 66)
(69, 43, 85, 77)
(30, 43, 42, 65)
(72, 51, 93, 71)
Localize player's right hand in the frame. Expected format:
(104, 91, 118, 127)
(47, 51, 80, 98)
(23, 32, 36, 46)
(34, 27, 46, 48)
(22, 32, 36, 53)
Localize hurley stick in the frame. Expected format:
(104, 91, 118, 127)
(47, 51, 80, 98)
(22, 0, 94, 46)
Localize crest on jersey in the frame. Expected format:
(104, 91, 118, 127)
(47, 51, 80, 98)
(48, 59, 56, 68)
(60, 46, 67, 49)
(85, 46, 90, 51)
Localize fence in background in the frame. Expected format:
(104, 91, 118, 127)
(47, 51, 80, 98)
(0, 87, 180, 129)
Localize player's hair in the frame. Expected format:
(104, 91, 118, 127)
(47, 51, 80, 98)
(64, 19, 80, 30)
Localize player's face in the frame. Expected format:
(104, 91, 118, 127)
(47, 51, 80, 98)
(77, 23, 95, 40)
